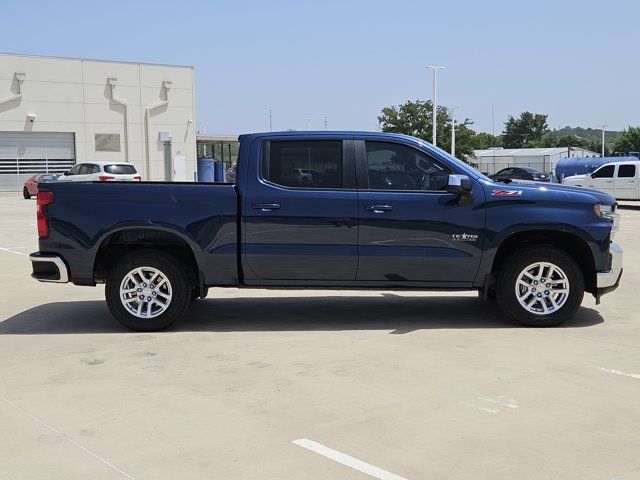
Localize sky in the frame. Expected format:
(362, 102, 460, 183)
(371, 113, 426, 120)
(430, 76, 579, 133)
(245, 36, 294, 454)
(1, 0, 638, 135)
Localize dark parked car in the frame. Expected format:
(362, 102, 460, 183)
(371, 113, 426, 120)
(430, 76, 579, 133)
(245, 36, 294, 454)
(490, 167, 550, 182)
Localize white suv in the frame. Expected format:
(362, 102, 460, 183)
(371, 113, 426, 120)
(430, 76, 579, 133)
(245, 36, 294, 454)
(60, 162, 141, 182)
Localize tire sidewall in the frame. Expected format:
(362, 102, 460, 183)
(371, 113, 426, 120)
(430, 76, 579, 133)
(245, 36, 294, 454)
(23, 187, 30, 199)
(496, 247, 584, 327)
(106, 250, 191, 331)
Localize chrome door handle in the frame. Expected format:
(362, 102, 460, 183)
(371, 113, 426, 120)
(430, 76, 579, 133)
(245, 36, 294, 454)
(605, 180, 613, 183)
(252, 203, 281, 212)
(365, 204, 393, 213)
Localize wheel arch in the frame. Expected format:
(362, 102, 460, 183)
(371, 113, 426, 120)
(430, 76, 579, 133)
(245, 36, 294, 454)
(490, 229, 597, 294)
(93, 227, 202, 288)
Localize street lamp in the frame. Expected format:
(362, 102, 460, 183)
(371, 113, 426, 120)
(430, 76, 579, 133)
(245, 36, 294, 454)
(598, 124, 607, 157)
(449, 106, 459, 158)
(426, 65, 445, 146)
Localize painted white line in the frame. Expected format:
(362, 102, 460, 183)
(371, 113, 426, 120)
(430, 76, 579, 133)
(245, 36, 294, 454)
(0, 395, 135, 480)
(4, 245, 38, 250)
(0, 246, 27, 256)
(292, 438, 408, 480)
(458, 401, 499, 414)
(597, 367, 640, 380)
(610, 465, 640, 480)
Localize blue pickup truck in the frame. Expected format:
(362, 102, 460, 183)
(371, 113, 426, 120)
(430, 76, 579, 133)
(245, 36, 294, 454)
(29, 131, 623, 331)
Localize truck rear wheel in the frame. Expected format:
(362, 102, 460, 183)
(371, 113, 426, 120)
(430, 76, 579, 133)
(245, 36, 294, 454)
(496, 246, 584, 327)
(105, 250, 191, 331)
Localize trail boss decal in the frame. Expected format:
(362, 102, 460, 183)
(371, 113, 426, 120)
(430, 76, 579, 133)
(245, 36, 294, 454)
(452, 233, 479, 242)
(492, 189, 523, 197)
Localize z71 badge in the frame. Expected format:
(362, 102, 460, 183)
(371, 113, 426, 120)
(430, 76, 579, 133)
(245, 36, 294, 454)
(452, 233, 478, 242)
(492, 189, 523, 197)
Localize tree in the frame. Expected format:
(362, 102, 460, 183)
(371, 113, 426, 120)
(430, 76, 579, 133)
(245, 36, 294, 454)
(612, 126, 640, 154)
(377, 99, 477, 159)
(502, 112, 550, 148)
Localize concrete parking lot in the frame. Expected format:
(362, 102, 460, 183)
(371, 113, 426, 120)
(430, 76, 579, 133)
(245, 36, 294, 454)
(1, 191, 639, 480)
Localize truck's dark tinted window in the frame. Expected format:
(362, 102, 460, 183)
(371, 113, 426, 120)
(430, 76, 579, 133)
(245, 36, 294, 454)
(104, 164, 137, 174)
(617, 165, 636, 178)
(365, 141, 450, 191)
(592, 165, 614, 178)
(263, 140, 342, 189)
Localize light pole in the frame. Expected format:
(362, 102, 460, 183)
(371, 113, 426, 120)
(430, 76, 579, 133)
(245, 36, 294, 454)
(449, 106, 459, 158)
(305, 118, 312, 130)
(598, 124, 607, 157)
(426, 65, 445, 146)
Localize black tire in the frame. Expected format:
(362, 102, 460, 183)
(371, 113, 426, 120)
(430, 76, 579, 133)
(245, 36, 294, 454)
(105, 250, 191, 331)
(496, 246, 584, 327)
(23, 187, 30, 199)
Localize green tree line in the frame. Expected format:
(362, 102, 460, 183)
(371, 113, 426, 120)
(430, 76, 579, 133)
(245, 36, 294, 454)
(378, 100, 640, 160)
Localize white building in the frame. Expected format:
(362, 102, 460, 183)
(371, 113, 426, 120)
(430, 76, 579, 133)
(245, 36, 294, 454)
(0, 52, 196, 190)
(471, 147, 599, 176)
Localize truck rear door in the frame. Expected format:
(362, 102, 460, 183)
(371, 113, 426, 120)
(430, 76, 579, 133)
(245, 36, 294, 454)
(613, 163, 638, 200)
(242, 137, 358, 282)
(354, 138, 484, 283)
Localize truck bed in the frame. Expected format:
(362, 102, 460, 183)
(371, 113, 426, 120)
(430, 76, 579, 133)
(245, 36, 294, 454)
(38, 181, 239, 286)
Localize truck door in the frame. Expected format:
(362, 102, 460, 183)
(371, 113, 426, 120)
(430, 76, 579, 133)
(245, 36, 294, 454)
(613, 163, 638, 200)
(242, 138, 358, 282)
(587, 164, 615, 195)
(355, 139, 484, 283)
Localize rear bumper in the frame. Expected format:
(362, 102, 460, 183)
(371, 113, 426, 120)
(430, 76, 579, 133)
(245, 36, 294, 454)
(29, 253, 69, 283)
(595, 242, 623, 297)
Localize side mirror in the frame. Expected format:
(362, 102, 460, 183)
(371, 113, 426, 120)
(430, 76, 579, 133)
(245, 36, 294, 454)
(63, 171, 69, 176)
(447, 174, 472, 194)
(447, 174, 473, 205)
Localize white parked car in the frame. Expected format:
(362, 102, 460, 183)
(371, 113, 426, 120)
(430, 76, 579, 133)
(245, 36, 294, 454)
(59, 162, 141, 182)
(562, 160, 640, 200)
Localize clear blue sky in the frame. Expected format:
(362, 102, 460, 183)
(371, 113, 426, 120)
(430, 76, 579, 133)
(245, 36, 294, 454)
(2, 0, 638, 135)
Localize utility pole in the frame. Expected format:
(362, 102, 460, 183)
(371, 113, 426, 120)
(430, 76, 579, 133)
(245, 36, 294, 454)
(305, 118, 311, 130)
(450, 106, 459, 158)
(269, 109, 272, 132)
(598, 124, 607, 157)
(426, 65, 445, 146)
(324, 116, 327, 130)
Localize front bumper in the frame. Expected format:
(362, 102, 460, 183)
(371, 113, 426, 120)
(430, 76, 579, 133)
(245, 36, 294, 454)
(595, 242, 623, 300)
(29, 253, 69, 283)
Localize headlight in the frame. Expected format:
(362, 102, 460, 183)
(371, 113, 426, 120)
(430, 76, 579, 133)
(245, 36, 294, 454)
(595, 203, 620, 237)
(594, 203, 615, 219)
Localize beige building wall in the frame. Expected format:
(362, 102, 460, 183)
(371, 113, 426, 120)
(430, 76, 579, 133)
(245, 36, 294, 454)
(0, 53, 196, 181)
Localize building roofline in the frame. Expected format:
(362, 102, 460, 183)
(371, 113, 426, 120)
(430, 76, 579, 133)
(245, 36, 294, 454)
(0, 51, 194, 69)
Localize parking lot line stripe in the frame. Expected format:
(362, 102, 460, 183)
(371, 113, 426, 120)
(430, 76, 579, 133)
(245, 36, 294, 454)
(610, 465, 640, 480)
(0, 246, 27, 256)
(292, 438, 408, 480)
(0, 395, 136, 480)
(597, 367, 640, 380)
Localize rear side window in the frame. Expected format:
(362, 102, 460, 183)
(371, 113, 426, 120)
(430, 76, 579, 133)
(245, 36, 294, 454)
(617, 165, 636, 178)
(262, 140, 343, 189)
(592, 165, 615, 178)
(104, 164, 137, 175)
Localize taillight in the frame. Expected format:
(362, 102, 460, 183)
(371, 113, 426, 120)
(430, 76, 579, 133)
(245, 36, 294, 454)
(37, 191, 54, 238)
(133, 176, 142, 181)
(99, 175, 116, 182)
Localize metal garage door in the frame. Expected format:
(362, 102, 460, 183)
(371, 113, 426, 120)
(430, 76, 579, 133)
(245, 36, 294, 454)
(0, 132, 76, 191)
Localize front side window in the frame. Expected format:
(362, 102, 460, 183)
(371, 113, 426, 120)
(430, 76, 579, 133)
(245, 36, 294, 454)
(68, 164, 81, 175)
(262, 140, 342, 189)
(592, 165, 615, 178)
(617, 165, 636, 178)
(365, 141, 450, 191)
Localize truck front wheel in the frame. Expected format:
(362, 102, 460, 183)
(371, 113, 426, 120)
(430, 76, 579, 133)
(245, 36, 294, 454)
(105, 250, 191, 331)
(496, 246, 584, 327)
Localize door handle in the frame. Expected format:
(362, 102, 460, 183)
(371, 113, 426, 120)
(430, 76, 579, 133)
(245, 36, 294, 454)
(365, 204, 393, 213)
(252, 203, 281, 212)
(605, 180, 613, 183)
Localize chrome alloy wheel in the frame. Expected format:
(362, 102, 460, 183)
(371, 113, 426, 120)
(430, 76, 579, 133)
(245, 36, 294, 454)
(119, 266, 172, 319)
(515, 262, 570, 315)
